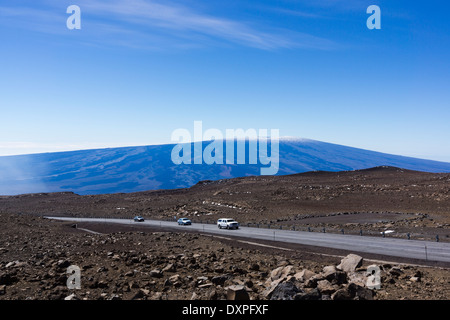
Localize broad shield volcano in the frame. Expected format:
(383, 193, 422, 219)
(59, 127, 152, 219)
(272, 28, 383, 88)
(1, 138, 450, 195)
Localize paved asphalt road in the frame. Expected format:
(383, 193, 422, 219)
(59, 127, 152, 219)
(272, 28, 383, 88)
(45, 217, 450, 263)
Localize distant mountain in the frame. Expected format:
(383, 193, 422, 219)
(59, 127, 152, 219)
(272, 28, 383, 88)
(1, 138, 450, 195)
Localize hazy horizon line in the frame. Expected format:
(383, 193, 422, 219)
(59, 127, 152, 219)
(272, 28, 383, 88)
(1, 138, 450, 164)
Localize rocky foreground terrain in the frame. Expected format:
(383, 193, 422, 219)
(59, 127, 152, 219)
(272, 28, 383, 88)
(0, 213, 448, 300)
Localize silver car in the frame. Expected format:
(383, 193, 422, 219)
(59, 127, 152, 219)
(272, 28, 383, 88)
(178, 218, 192, 225)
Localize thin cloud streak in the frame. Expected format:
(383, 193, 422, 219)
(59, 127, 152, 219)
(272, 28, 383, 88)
(77, 0, 313, 50)
(0, 142, 166, 157)
(1, 0, 337, 51)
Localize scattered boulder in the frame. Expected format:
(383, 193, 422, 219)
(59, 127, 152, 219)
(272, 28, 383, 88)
(214, 266, 225, 273)
(57, 260, 71, 269)
(211, 274, 231, 286)
(347, 271, 367, 287)
(124, 270, 134, 277)
(5, 260, 27, 268)
(97, 266, 107, 273)
(294, 288, 321, 300)
(169, 274, 181, 283)
(413, 270, 422, 279)
(317, 280, 337, 295)
(207, 289, 218, 300)
(0, 285, 6, 295)
(64, 293, 79, 300)
(162, 263, 176, 273)
(337, 254, 363, 273)
(331, 288, 353, 300)
(304, 274, 324, 288)
(294, 269, 316, 282)
(249, 263, 260, 271)
(111, 254, 121, 261)
(198, 282, 214, 289)
(190, 292, 200, 300)
(270, 281, 302, 300)
(268, 265, 294, 282)
(262, 265, 295, 298)
(389, 267, 403, 278)
(348, 283, 374, 300)
(322, 265, 336, 275)
(322, 266, 347, 285)
(131, 289, 149, 300)
(150, 269, 163, 278)
(226, 285, 250, 300)
(0, 272, 19, 286)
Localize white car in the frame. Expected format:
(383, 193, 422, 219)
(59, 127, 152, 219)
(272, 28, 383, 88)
(217, 218, 239, 230)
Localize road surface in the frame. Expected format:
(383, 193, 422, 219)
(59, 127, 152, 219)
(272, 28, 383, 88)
(45, 216, 450, 263)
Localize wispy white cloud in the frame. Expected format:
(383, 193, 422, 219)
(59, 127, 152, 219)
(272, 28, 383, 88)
(295, 0, 367, 11)
(1, 0, 337, 51)
(76, 0, 313, 50)
(0, 141, 172, 156)
(0, 5, 64, 35)
(270, 7, 325, 19)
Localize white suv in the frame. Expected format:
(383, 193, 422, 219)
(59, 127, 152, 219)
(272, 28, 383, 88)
(217, 218, 239, 230)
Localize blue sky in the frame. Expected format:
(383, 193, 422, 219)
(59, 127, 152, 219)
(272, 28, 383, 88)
(1, 0, 450, 161)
